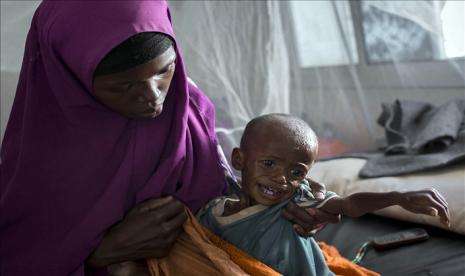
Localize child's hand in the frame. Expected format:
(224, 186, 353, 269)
(398, 188, 450, 227)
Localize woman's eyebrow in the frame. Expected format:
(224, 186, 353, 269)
(113, 80, 132, 85)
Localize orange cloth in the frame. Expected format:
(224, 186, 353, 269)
(147, 207, 378, 276)
(147, 208, 281, 276)
(318, 242, 380, 276)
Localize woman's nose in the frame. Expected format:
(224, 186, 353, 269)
(136, 80, 161, 103)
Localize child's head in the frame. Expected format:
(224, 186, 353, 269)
(232, 113, 318, 206)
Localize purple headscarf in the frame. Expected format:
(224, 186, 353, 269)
(0, 1, 227, 275)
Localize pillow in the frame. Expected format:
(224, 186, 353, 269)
(310, 158, 465, 235)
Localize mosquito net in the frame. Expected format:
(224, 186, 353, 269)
(1, 0, 464, 164)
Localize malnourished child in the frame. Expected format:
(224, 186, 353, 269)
(199, 113, 450, 276)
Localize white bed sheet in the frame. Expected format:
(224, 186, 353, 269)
(311, 158, 465, 235)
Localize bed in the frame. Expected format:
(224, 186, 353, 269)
(311, 158, 465, 275)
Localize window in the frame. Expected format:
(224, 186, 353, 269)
(289, 0, 358, 68)
(288, 0, 465, 68)
(361, 0, 465, 63)
(441, 1, 465, 58)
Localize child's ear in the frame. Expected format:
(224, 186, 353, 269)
(231, 148, 245, 170)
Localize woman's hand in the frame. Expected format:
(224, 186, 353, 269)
(107, 261, 150, 276)
(87, 196, 187, 268)
(282, 178, 340, 237)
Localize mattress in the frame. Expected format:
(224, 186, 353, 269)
(314, 214, 465, 276)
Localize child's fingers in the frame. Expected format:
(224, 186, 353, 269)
(409, 205, 437, 216)
(306, 178, 326, 200)
(423, 197, 450, 227)
(429, 188, 449, 213)
(427, 190, 451, 226)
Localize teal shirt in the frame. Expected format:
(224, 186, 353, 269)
(199, 184, 336, 276)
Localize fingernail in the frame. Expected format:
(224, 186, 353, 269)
(316, 192, 324, 199)
(430, 209, 438, 216)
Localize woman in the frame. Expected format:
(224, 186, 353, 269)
(0, 1, 337, 275)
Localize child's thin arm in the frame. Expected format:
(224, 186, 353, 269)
(320, 192, 402, 217)
(319, 189, 450, 226)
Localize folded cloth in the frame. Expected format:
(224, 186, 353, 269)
(147, 207, 279, 276)
(378, 99, 464, 154)
(331, 99, 465, 177)
(147, 207, 378, 276)
(318, 242, 380, 276)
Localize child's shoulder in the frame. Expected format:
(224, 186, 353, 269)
(197, 194, 242, 218)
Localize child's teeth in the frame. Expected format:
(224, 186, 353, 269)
(263, 186, 276, 195)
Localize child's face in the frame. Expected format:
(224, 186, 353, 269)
(233, 128, 316, 206)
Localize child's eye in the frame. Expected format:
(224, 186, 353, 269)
(261, 160, 274, 168)
(290, 169, 304, 178)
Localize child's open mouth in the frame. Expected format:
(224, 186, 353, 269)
(258, 183, 285, 199)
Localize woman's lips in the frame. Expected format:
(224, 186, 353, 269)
(140, 103, 163, 117)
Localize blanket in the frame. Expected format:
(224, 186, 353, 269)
(335, 99, 465, 178)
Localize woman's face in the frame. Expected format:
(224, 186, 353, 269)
(92, 46, 176, 119)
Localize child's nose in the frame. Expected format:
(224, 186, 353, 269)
(271, 173, 287, 184)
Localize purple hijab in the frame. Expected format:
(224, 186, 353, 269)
(0, 1, 227, 275)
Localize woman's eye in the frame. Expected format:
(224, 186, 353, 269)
(159, 62, 175, 75)
(261, 160, 274, 168)
(124, 83, 134, 90)
(111, 84, 131, 94)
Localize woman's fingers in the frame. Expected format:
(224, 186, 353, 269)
(306, 208, 341, 224)
(126, 196, 174, 217)
(107, 261, 151, 276)
(283, 203, 340, 233)
(149, 199, 186, 223)
(138, 196, 174, 212)
(159, 209, 187, 233)
(282, 207, 315, 231)
(292, 224, 319, 238)
(283, 203, 315, 227)
(121, 198, 186, 253)
(306, 178, 326, 200)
